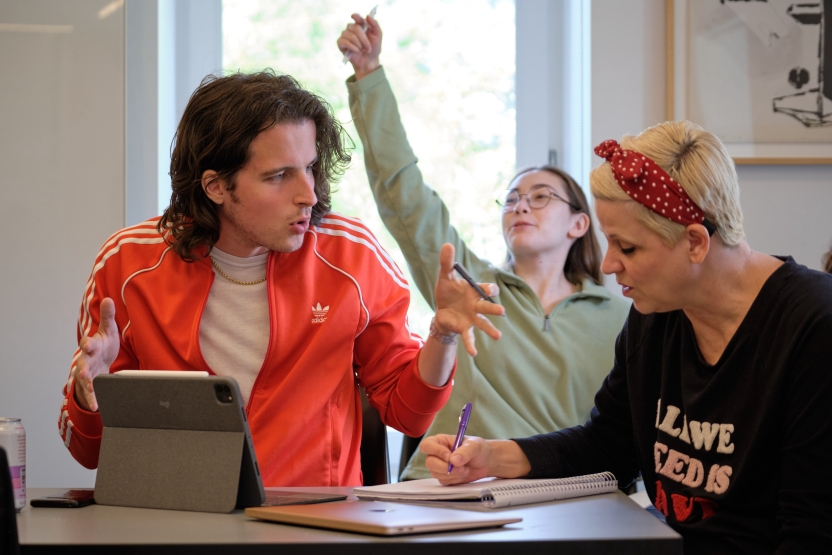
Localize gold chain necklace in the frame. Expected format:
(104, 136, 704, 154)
(210, 255, 267, 286)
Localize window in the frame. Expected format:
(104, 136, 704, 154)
(223, 0, 516, 337)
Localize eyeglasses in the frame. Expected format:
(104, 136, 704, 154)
(496, 184, 581, 212)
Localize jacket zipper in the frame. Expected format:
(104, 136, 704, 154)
(195, 263, 218, 374)
(244, 252, 276, 416)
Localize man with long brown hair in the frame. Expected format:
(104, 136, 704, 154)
(58, 71, 504, 486)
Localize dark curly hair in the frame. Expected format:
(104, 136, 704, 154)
(158, 70, 351, 261)
(504, 165, 603, 286)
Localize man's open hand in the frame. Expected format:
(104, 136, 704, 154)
(73, 297, 119, 412)
(433, 244, 504, 356)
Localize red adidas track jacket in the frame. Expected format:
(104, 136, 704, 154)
(59, 214, 453, 486)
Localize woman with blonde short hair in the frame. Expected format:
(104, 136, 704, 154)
(420, 121, 832, 553)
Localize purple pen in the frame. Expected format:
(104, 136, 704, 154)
(447, 402, 473, 474)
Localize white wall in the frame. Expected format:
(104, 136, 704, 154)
(516, 0, 591, 185)
(592, 0, 832, 271)
(0, 0, 221, 489)
(0, 0, 125, 487)
(126, 0, 222, 225)
(126, 0, 161, 225)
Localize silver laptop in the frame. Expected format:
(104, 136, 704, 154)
(245, 500, 522, 535)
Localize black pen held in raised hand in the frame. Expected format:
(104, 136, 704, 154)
(453, 263, 496, 304)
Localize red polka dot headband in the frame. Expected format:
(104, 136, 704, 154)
(594, 140, 715, 234)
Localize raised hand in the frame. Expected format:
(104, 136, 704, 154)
(433, 243, 504, 356)
(73, 297, 120, 412)
(337, 12, 382, 79)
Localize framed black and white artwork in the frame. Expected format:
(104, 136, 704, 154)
(667, 0, 832, 164)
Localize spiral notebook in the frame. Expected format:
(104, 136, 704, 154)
(352, 472, 617, 510)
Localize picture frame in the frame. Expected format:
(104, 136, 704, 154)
(666, 0, 832, 164)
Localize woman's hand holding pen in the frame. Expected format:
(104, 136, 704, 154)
(421, 434, 532, 486)
(422, 434, 492, 485)
(434, 244, 504, 357)
(337, 12, 382, 80)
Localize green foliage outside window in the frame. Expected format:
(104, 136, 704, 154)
(224, 0, 515, 336)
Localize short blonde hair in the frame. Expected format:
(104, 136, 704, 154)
(589, 121, 744, 247)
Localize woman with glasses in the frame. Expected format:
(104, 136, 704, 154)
(338, 14, 629, 480)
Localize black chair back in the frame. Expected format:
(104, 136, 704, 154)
(359, 387, 389, 486)
(0, 447, 20, 555)
(398, 434, 424, 480)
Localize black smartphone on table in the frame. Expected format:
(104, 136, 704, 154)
(30, 489, 95, 508)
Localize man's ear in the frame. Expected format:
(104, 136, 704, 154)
(566, 212, 591, 240)
(202, 170, 225, 205)
(686, 224, 710, 264)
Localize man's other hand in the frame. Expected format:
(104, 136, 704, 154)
(73, 297, 119, 412)
(433, 243, 504, 356)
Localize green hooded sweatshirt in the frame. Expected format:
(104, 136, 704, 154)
(347, 68, 631, 480)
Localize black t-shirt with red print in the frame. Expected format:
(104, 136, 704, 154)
(514, 257, 832, 554)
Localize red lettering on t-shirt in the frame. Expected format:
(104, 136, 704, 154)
(658, 482, 720, 523)
(694, 497, 719, 520)
(654, 480, 669, 516)
(671, 493, 696, 522)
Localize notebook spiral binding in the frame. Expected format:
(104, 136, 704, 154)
(481, 472, 618, 508)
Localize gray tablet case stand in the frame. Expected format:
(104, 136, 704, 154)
(93, 374, 265, 513)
